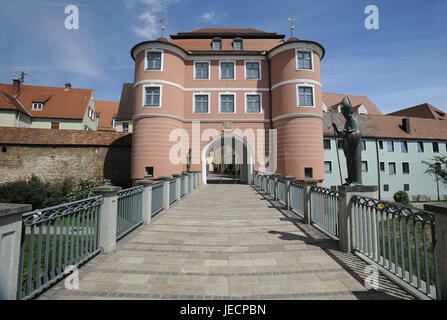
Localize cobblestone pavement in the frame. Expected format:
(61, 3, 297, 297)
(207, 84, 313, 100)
(37, 184, 415, 300)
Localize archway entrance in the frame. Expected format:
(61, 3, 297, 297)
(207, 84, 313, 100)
(202, 134, 253, 185)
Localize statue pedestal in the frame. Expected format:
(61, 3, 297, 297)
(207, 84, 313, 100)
(332, 185, 379, 253)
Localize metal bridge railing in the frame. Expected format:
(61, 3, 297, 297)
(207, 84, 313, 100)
(17, 196, 103, 300)
(290, 181, 304, 217)
(151, 181, 164, 217)
(269, 177, 275, 197)
(351, 195, 439, 299)
(310, 186, 339, 237)
(278, 179, 286, 205)
(116, 186, 143, 240)
(181, 177, 186, 197)
(169, 179, 177, 204)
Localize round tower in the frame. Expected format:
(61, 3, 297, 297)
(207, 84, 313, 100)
(130, 39, 187, 181)
(268, 38, 325, 181)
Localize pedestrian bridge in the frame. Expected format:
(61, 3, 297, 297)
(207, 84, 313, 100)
(36, 184, 414, 300)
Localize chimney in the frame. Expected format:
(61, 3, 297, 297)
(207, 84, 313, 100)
(402, 118, 411, 134)
(64, 82, 72, 91)
(12, 78, 21, 97)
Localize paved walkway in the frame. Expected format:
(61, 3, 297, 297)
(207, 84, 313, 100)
(38, 184, 415, 300)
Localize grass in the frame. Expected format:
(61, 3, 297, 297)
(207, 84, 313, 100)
(19, 214, 98, 298)
(375, 216, 437, 287)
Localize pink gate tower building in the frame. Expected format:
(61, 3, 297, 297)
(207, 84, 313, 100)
(130, 28, 325, 184)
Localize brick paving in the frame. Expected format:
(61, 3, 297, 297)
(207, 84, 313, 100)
(37, 184, 415, 300)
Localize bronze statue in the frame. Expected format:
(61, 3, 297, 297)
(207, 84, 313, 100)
(331, 97, 362, 186)
(186, 148, 191, 172)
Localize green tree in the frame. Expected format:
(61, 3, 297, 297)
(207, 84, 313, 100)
(422, 155, 447, 201)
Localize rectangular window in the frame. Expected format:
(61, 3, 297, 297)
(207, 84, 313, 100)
(144, 86, 161, 107)
(245, 62, 260, 80)
(145, 167, 154, 177)
(194, 94, 209, 113)
(378, 140, 384, 150)
(401, 141, 408, 153)
(433, 141, 439, 153)
(298, 86, 314, 106)
(305, 167, 313, 178)
(404, 184, 410, 192)
(96, 116, 100, 126)
(389, 162, 396, 175)
(220, 94, 235, 113)
(402, 162, 410, 174)
(337, 139, 343, 149)
(112, 118, 116, 128)
(361, 161, 368, 172)
(380, 162, 385, 172)
(122, 122, 129, 132)
(361, 140, 366, 151)
(51, 122, 59, 130)
(146, 51, 162, 71)
(387, 140, 394, 152)
(324, 161, 332, 173)
(194, 62, 209, 80)
(32, 103, 43, 110)
(384, 184, 389, 192)
(246, 94, 261, 113)
(417, 141, 424, 152)
(297, 50, 312, 70)
(323, 139, 331, 150)
(233, 40, 242, 51)
(212, 39, 221, 50)
(220, 62, 235, 79)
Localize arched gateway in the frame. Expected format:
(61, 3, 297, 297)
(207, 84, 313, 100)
(129, 28, 325, 185)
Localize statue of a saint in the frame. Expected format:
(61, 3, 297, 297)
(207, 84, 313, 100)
(331, 97, 362, 186)
(186, 148, 191, 172)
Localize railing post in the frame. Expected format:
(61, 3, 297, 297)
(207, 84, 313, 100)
(335, 185, 378, 253)
(300, 180, 318, 225)
(92, 186, 121, 254)
(182, 172, 189, 196)
(252, 171, 258, 186)
(159, 177, 171, 211)
(136, 180, 154, 225)
(0, 204, 31, 300)
(173, 174, 182, 201)
(285, 176, 296, 210)
(424, 203, 447, 300)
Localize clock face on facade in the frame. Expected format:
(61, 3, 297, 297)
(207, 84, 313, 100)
(222, 122, 233, 132)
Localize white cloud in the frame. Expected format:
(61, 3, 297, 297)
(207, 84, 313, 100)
(201, 11, 215, 21)
(127, 0, 182, 38)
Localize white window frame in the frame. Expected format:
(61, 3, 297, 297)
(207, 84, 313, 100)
(192, 92, 211, 114)
(218, 92, 236, 114)
(144, 49, 164, 72)
(244, 61, 261, 80)
(361, 161, 368, 172)
(323, 139, 331, 150)
(112, 118, 117, 128)
(244, 92, 263, 114)
(122, 122, 129, 132)
(193, 61, 210, 80)
(32, 102, 43, 110)
(142, 84, 162, 108)
(296, 49, 314, 71)
(296, 84, 316, 108)
(219, 60, 236, 80)
(212, 38, 222, 51)
(324, 161, 332, 173)
(233, 38, 243, 51)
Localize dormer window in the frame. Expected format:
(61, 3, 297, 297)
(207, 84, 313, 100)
(32, 103, 43, 110)
(233, 38, 243, 51)
(212, 37, 222, 50)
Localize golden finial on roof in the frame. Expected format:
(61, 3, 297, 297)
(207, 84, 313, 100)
(160, 19, 165, 38)
(288, 17, 295, 39)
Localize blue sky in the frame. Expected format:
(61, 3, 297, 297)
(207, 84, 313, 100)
(0, 0, 446, 113)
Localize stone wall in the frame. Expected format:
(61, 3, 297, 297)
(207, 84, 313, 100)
(0, 127, 132, 187)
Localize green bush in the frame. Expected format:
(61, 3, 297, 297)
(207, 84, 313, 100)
(0, 175, 74, 210)
(393, 190, 410, 205)
(67, 178, 111, 201)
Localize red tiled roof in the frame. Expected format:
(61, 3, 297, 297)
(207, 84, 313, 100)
(388, 103, 446, 120)
(0, 83, 92, 120)
(323, 92, 382, 115)
(188, 28, 268, 34)
(324, 113, 447, 140)
(116, 83, 133, 121)
(0, 90, 32, 116)
(95, 100, 119, 132)
(171, 28, 285, 39)
(0, 127, 131, 146)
